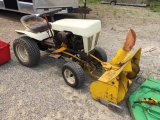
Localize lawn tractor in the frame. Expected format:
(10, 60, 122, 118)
(13, 13, 141, 111)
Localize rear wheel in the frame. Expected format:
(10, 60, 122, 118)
(62, 62, 85, 88)
(13, 36, 40, 67)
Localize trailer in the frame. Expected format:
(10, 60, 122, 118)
(101, 0, 151, 6)
(0, 0, 90, 14)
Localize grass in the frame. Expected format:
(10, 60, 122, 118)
(79, 0, 160, 12)
(149, 0, 160, 12)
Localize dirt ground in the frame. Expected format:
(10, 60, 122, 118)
(0, 4, 160, 120)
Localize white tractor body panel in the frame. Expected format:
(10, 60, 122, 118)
(15, 30, 50, 41)
(52, 19, 101, 37)
(52, 19, 101, 53)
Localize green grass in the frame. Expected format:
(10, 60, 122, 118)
(79, 0, 160, 12)
(150, 0, 160, 12)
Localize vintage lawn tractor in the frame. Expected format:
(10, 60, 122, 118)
(13, 14, 141, 110)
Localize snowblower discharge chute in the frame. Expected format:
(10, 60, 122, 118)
(90, 29, 141, 107)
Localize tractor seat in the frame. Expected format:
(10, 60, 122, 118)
(21, 15, 51, 33)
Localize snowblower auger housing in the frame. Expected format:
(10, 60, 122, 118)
(90, 48, 141, 104)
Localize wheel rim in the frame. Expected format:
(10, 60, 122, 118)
(111, 2, 116, 5)
(16, 44, 29, 62)
(64, 69, 75, 85)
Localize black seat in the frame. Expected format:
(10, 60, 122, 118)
(21, 15, 51, 33)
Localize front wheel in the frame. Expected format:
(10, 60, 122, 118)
(62, 62, 85, 88)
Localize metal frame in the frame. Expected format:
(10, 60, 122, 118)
(0, 0, 80, 14)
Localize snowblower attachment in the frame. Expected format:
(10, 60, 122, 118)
(90, 29, 141, 111)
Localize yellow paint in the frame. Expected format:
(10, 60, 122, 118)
(52, 43, 67, 54)
(117, 73, 130, 103)
(52, 47, 67, 53)
(90, 48, 141, 104)
(111, 48, 128, 65)
(62, 51, 82, 62)
(90, 54, 103, 63)
(90, 79, 119, 104)
(121, 48, 142, 65)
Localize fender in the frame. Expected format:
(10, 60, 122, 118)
(15, 30, 51, 41)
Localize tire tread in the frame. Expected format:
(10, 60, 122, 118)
(62, 62, 85, 88)
(13, 36, 40, 67)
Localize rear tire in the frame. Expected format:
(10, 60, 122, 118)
(13, 36, 40, 67)
(62, 62, 85, 88)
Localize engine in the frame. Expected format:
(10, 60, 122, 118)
(57, 31, 84, 51)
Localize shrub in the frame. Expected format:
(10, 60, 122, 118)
(149, 0, 160, 12)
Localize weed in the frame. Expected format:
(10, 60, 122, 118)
(149, 0, 160, 12)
